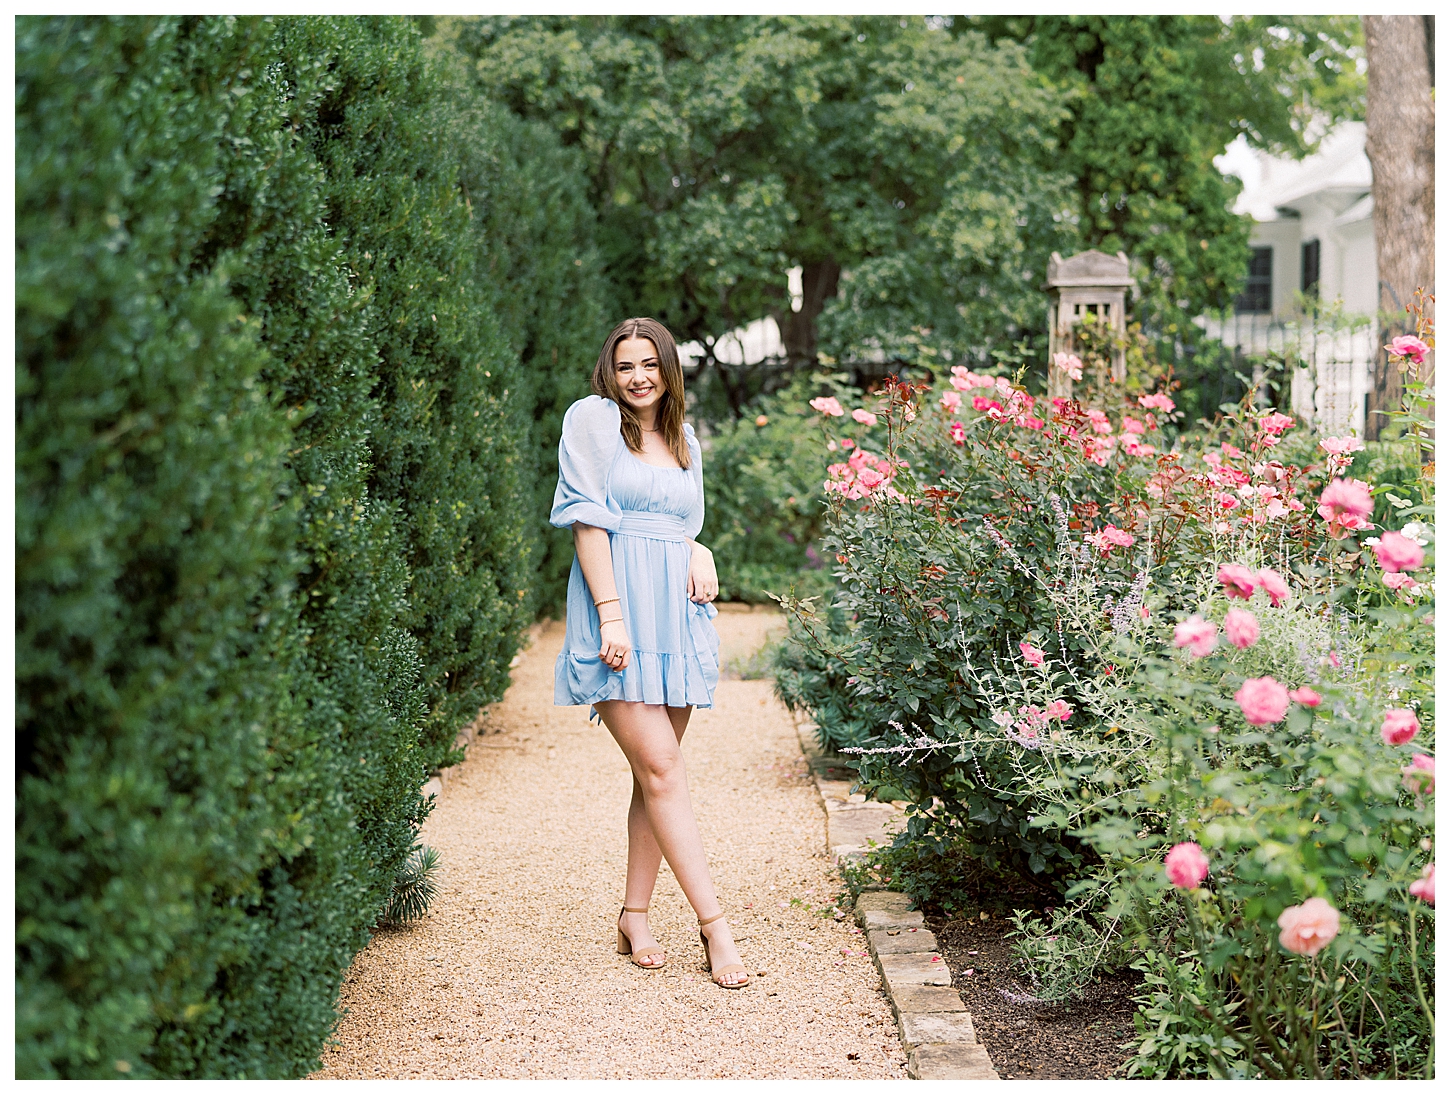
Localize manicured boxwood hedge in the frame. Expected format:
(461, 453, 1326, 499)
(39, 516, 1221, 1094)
(15, 14, 609, 1078)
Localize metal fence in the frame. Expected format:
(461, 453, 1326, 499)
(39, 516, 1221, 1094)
(1198, 312, 1376, 437)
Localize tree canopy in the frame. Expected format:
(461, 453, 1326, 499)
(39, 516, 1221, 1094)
(442, 15, 1364, 410)
(444, 15, 1074, 410)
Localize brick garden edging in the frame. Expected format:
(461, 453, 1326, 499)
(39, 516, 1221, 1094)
(793, 717, 999, 1080)
(856, 892, 999, 1080)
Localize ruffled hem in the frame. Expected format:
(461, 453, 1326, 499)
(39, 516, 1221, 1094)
(554, 648, 720, 717)
(554, 599, 721, 719)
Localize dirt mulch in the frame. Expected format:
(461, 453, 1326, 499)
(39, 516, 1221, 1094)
(929, 914, 1141, 1080)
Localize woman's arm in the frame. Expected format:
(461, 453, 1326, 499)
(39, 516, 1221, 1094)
(686, 539, 718, 603)
(574, 523, 632, 669)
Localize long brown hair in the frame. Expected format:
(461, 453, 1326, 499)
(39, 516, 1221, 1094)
(591, 317, 691, 469)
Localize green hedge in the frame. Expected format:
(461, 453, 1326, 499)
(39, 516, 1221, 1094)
(448, 100, 613, 613)
(15, 14, 584, 1077)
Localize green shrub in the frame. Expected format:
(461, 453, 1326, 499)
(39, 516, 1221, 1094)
(15, 15, 319, 1077)
(379, 844, 443, 927)
(429, 22, 616, 616)
(15, 14, 556, 1077)
(289, 16, 537, 771)
(700, 374, 855, 604)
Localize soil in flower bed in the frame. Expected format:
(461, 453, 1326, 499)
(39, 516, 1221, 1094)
(929, 914, 1141, 1080)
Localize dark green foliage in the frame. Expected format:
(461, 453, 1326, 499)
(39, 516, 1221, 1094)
(286, 17, 535, 770)
(16, 13, 553, 1078)
(379, 844, 442, 927)
(444, 83, 613, 613)
(15, 16, 317, 1077)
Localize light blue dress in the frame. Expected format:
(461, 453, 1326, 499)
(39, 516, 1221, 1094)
(551, 395, 720, 714)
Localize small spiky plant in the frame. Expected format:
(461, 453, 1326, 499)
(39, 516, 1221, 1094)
(379, 842, 441, 927)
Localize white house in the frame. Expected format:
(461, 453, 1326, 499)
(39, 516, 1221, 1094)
(1209, 123, 1378, 434)
(1222, 121, 1377, 319)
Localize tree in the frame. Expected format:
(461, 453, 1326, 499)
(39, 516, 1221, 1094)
(445, 15, 1074, 413)
(967, 15, 1366, 337)
(1362, 15, 1435, 440)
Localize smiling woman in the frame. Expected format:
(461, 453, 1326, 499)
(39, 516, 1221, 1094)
(550, 317, 751, 990)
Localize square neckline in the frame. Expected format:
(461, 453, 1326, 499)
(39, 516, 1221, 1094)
(621, 444, 687, 472)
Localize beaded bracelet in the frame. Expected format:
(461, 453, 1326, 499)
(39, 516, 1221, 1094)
(594, 596, 620, 608)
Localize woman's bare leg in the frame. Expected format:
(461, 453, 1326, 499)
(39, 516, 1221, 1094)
(617, 706, 690, 965)
(599, 699, 746, 984)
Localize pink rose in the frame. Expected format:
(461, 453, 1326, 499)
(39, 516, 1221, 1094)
(1386, 335, 1429, 364)
(1174, 615, 1218, 658)
(1383, 571, 1417, 592)
(1373, 530, 1425, 573)
(1138, 392, 1175, 412)
(1288, 687, 1322, 707)
(1044, 699, 1073, 722)
(852, 408, 879, 426)
(1259, 412, 1295, 435)
(1053, 352, 1084, 381)
(948, 420, 966, 445)
(1164, 842, 1210, 889)
(1221, 443, 1243, 458)
(1409, 863, 1435, 905)
(1235, 676, 1290, 725)
(1019, 641, 1045, 668)
(1120, 415, 1146, 434)
(1317, 478, 1374, 539)
(1402, 753, 1435, 795)
(1255, 567, 1290, 607)
(810, 396, 845, 417)
(1277, 897, 1341, 956)
(1086, 525, 1135, 555)
(1217, 563, 1258, 600)
(940, 390, 962, 413)
(1224, 607, 1260, 649)
(1320, 435, 1365, 457)
(1381, 708, 1420, 746)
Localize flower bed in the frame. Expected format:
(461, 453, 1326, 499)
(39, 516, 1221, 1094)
(776, 315, 1435, 1078)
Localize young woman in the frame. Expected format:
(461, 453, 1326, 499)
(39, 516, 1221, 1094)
(550, 317, 749, 989)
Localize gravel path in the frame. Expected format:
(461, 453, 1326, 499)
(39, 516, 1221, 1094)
(312, 608, 907, 1079)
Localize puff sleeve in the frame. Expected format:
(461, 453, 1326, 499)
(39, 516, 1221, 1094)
(684, 423, 705, 541)
(550, 396, 624, 531)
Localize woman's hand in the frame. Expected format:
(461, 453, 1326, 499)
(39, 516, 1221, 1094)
(687, 543, 718, 603)
(599, 618, 632, 672)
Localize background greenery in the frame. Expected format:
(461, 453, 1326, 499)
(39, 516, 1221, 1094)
(15, 12, 1380, 1080)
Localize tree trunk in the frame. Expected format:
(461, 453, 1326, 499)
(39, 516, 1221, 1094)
(778, 257, 841, 368)
(1362, 16, 1435, 439)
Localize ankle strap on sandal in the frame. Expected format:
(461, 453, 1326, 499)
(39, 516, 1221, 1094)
(622, 905, 649, 914)
(698, 911, 726, 927)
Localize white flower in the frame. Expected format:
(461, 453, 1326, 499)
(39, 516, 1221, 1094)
(991, 711, 1013, 727)
(1400, 522, 1432, 546)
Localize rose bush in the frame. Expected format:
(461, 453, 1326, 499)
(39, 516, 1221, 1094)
(775, 304, 1435, 1076)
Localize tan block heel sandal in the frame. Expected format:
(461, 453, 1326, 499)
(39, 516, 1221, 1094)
(698, 911, 750, 989)
(616, 905, 665, 969)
